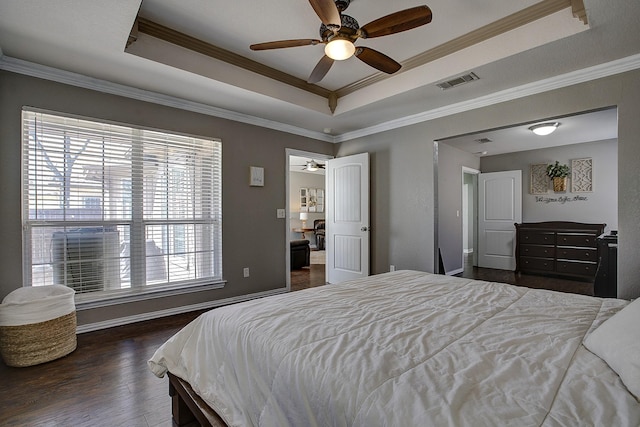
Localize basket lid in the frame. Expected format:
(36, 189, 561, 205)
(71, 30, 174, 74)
(0, 285, 75, 326)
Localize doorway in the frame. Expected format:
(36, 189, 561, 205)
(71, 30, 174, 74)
(435, 107, 618, 291)
(286, 149, 332, 291)
(461, 167, 479, 275)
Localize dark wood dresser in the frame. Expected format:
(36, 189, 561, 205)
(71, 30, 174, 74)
(515, 222, 605, 280)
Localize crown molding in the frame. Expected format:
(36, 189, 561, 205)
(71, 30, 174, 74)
(2, 53, 639, 144)
(134, 1, 581, 107)
(333, 53, 640, 143)
(135, 17, 332, 100)
(336, 0, 578, 97)
(0, 54, 334, 142)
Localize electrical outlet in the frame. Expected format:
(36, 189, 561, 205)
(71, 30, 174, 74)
(243, 267, 250, 277)
(276, 209, 286, 219)
(390, 265, 396, 272)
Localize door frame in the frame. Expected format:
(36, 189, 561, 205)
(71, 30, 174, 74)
(461, 167, 480, 272)
(285, 148, 333, 290)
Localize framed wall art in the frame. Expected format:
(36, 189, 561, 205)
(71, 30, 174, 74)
(530, 163, 549, 194)
(249, 166, 264, 187)
(571, 158, 593, 192)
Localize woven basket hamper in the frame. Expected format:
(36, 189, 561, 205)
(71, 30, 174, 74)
(0, 285, 77, 367)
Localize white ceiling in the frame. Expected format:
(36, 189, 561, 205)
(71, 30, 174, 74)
(441, 107, 618, 157)
(0, 0, 638, 147)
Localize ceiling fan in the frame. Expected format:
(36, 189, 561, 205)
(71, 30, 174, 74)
(250, 0, 433, 84)
(294, 160, 326, 171)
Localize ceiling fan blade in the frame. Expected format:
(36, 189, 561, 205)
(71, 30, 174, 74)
(309, 0, 341, 27)
(355, 47, 401, 74)
(250, 39, 322, 50)
(307, 55, 334, 83)
(360, 6, 432, 39)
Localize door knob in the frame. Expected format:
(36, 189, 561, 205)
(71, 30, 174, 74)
(361, 226, 370, 232)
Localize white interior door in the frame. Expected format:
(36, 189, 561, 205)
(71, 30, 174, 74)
(478, 170, 522, 270)
(326, 153, 370, 284)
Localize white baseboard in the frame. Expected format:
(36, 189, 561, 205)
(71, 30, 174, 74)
(76, 288, 288, 333)
(446, 268, 464, 276)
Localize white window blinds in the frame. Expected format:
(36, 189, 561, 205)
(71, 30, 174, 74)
(22, 109, 222, 297)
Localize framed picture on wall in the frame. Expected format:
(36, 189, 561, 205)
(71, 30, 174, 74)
(530, 163, 549, 194)
(300, 187, 324, 213)
(316, 189, 324, 213)
(300, 188, 308, 212)
(249, 166, 264, 187)
(571, 158, 593, 192)
(308, 188, 317, 212)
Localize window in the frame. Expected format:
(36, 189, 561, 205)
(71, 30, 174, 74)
(22, 109, 222, 301)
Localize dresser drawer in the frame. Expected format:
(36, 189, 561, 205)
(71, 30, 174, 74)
(519, 231, 555, 245)
(556, 260, 598, 277)
(557, 233, 598, 248)
(520, 244, 555, 258)
(520, 256, 555, 272)
(556, 247, 598, 262)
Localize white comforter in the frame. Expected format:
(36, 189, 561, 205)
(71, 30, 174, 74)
(148, 270, 640, 426)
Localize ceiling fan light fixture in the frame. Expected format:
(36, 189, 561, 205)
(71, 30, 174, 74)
(325, 38, 355, 60)
(305, 160, 322, 171)
(529, 122, 560, 136)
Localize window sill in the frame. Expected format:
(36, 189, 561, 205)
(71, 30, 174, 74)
(76, 280, 227, 310)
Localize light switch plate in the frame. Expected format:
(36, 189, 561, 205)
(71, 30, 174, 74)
(276, 209, 286, 218)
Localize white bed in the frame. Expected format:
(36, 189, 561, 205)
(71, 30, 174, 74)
(149, 270, 640, 426)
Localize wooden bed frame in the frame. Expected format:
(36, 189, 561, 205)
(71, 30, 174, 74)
(168, 372, 227, 427)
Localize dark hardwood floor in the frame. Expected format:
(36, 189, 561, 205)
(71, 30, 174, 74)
(1, 264, 326, 427)
(0, 310, 208, 427)
(455, 253, 594, 296)
(1, 256, 592, 426)
(290, 264, 326, 292)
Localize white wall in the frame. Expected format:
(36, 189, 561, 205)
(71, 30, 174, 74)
(289, 171, 325, 243)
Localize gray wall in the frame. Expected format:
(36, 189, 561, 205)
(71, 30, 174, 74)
(481, 139, 618, 231)
(337, 69, 640, 299)
(437, 144, 481, 274)
(0, 70, 334, 327)
(337, 124, 436, 274)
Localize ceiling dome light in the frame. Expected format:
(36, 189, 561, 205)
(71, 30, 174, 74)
(528, 122, 560, 136)
(325, 38, 356, 60)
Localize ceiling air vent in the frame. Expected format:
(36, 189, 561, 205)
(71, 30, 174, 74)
(436, 72, 479, 90)
(474, 137, 492, 144)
